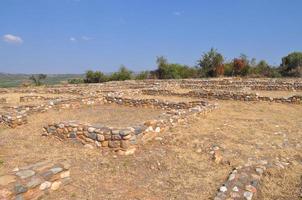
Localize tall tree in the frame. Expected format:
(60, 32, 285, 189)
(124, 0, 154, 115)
(198, 48, 224, 77)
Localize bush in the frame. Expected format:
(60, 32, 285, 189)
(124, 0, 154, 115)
(68, 78, 84, 84)
(84, 70, 108, 83)
(109, 66, 132, 81)
(198, 48, 224, 77)
(29, 74, 47, 86)
(280, 52, 302, 77)
(155, 56, 199, 79)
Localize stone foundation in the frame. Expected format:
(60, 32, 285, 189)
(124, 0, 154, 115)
(214, 162, 267, 200)
(0, 160, 71, 200)
(142, 89, 302, 104)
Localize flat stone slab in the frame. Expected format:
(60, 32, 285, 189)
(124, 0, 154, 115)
(0, 160, 71, 200)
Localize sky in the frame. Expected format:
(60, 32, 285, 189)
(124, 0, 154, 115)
(0, 0, 302, 74)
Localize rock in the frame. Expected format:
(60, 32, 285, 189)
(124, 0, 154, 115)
(245, 185, 257, 193)
(97, 134, 105, 141)
(14, 183, 28, 194)
(41, 170, 53, 180)
(51, 181, 61, 191)
(88, 127, 95, 133)
(50, 167, 63, 174)
(60, 171, 70, 179)
(16, 170, 35, 179)
(255, 167, 264, 174)
(243, 191, 253, 200)
(232, 186, 239, 192)
(108, 140, 120, 148)
(155, 127, 161, 133)
(0, 175, 16, 186)
(124, 148, 136, 155)
(219, 186, 227, 193)
(119, 129, 132, 136)
(228, 173, 236, 181)
(120, 140, 130, 149)
(26, 177, 43, 188)
(39, 181, 52, 190)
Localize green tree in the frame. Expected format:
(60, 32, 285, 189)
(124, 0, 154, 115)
(29, 74, 47, 86)
(84, 70, 108, 83)
(110, 66, 133, 81)
(198, 48, 224, 77)
(280, 52, 302, 77)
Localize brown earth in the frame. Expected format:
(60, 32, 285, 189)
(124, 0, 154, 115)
(0, 99, 301, 199)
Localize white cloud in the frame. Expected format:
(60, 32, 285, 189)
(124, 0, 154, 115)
(81, 36, 92, 41)
(3, 34, 23, 44)
(173, 11, 184, 16)
(69, 37, 77, 42)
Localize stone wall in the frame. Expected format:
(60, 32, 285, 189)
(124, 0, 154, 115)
(0, 97, 104, 128)
(0, 160, 71, 200)
(142, 89, 302, 104)
(19, 95, 63, 102)
(42, 96, 216, 152)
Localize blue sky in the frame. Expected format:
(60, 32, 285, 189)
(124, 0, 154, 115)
(0, 0, 301, 74)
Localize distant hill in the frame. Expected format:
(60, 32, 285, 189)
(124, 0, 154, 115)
(0, 73, 84, 88)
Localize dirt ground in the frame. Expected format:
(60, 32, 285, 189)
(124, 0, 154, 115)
(1, 99, 301, 200)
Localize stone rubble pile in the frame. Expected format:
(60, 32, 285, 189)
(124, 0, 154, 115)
(0, 160, 71, 200)
(214, 161, 268, 200)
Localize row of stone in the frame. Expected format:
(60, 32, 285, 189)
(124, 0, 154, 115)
(42, 97, 216, 151)
(214, 161, 268, 200)
(0, 160, 71, 200)
(104, 95, 208, 110)
(142, 89, 302, 104)
(0, 97, 104, 127)
(19, 95, 63, 103)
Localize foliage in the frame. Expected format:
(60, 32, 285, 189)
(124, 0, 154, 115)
(280, 52, 302, 77)
(84, 70, 108, 83)
(109, 66, 133, 81)
(29, 74, 47, 86)
(155, 56, 199, 79)
(135, 71, 150, 80)
(68, 78, 84, 84)
(198, 48, 224, 77)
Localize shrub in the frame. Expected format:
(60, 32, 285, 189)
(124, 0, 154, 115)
(68, 78, 84, 84)
(198, 48, 224, 77)
(110, 66, 132, 81)
(84, 70, 108, 83)
(280, 52, 302, 77)
(29, 74, 47, 86)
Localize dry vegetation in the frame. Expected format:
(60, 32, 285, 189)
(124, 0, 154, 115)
(0, 78, 301, 200)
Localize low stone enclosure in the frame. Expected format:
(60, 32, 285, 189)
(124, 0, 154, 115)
(42, 96, 215, 153)
(142, 89, 302, 104)
(19, 95, 63, 103)
(0, 160, 71, 200)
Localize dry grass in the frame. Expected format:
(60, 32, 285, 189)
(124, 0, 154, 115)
(0, 92, 301, 199)
(252, 90, 302, 98)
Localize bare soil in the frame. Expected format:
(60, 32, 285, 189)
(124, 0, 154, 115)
(1, 100, 301, 199)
